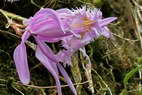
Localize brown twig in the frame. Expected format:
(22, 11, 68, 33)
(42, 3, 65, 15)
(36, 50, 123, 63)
(15, 81, 89, 89)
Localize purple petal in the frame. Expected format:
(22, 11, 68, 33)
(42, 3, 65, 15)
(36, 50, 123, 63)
(27, 8, 74, 38)
(31, 14, 49, 25)
(35, 37, 58, 63)
(65, 37, 86, 50)
(70, 15, 85, 32)
(57, 64, 77, 95)
(92, 26, 112, 38)
(32, 8, 65, 33)
(56, 8, 72, 14)
(37, 35, 62, 43)
(56, 50, 72, 65)
(13, 43, 30, 84)
(31, 19, 62, 35)
(35, 46, 62, 95)
(92, 9, 102, 20)
(30, 19, 70, 38)
(98, 17, 117, 27)
(21, 31, 31, 42)
(91, 27, 101, 38)
(101, 26, 112, 38)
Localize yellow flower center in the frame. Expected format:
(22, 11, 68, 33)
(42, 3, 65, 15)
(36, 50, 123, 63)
(71, 17, 95, 31)
(71, 17, 95, 38)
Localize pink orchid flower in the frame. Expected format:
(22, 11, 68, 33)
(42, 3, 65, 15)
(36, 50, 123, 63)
(56, 7, 117, 65)
(14, 8, 77, 95)
(13, 6, 117, 95)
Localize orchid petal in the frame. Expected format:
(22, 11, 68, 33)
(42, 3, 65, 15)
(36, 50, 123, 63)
(34, 8, 65, 33)
(99, 17, 117, 27)
(101, 26, 112, 38)
(27, 8, 75, 38)
(91, 27, 101, 38)
(94, 9, 102, 19)
(21, 31, 31, 42)
(36, 46, 62, 95)
(57, 64, 77, 95)
(56, 8, 72, 14)
(57, 50, 72, 65)
(13, 43, 30, 84)
(37, 35, 62, 43)
(35, 37, 58, 63)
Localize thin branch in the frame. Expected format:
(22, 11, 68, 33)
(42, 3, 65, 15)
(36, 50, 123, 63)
(0, 29, 19, 38)
(92, 69, 113, 95)
(31, 0, 42, 8)
(15, 81, 89, 89)
(0, 9, 26, 21)
(112, 33, 138, 42)
(12, 85, 25, 95)
(131, 0, 142, 10)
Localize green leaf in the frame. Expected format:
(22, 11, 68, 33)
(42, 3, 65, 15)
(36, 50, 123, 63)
(123, 66, 142, 87)
(138, 89, 142, 95)
(120, 89, 128, 95)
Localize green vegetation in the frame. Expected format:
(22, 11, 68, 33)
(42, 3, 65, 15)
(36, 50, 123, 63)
(0, 0, 142, 95)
